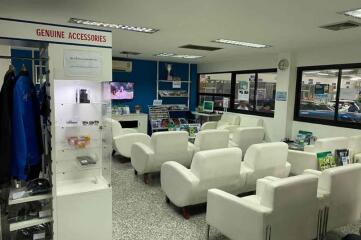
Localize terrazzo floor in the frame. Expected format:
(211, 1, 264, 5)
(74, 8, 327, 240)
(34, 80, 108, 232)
(111, 155, 361, 240)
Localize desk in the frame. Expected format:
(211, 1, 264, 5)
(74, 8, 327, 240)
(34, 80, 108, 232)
(191, 111, 221, 124)
(112, 113, 148, 134)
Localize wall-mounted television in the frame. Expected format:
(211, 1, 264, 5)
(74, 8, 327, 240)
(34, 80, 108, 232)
(110, 82, 134, 100)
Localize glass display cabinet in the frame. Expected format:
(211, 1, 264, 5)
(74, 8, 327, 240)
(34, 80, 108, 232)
(54, 80, 112, 195)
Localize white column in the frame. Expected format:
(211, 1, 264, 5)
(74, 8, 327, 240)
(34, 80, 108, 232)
(273, 52, 297, 141)
(0, 45, 11, 89)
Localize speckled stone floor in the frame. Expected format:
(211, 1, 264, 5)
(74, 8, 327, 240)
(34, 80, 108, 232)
(111, 156, 360, 240)
(111, 155, 227, 240)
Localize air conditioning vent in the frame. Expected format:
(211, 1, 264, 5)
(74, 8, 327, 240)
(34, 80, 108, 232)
(320, 21, 360, 31)
(179, 44, 222, 51)
(113, 60, 132, 72)
(120, 51, 141, 55)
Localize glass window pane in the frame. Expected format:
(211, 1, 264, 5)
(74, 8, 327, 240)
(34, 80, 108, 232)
(338, 68, 361, 123)
(234, 73, 255, 111)
(299, 69, 338, 120)
(256, 73, 277, 113)
(214, 96, 230, 109)
(199, 73, 231, 94)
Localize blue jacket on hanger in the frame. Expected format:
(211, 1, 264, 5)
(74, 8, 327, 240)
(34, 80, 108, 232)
(11, 73, 43, 180)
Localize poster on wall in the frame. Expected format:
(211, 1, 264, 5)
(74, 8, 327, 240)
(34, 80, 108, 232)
(64, 50, 102, 77)
(275, 91, 288, 101)
(238, 80, 249, 101)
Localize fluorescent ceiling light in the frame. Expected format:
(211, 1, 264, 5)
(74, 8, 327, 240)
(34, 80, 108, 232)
(69, 18, 159, 33)
(212, 39, 271, 48)
(351, 77, 361, 81)
(154, 53, 203, 59)
(344, 8, 361, 19)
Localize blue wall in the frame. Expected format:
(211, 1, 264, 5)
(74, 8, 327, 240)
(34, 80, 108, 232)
(10, 50, 198, 115)
(112, 58, 197, 114)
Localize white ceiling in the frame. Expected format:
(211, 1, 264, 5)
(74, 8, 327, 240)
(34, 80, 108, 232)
(1, 0, 361, 63)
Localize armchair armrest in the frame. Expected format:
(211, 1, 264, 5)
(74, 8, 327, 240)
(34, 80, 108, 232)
(200, 121, 217, 131)
(288, 150, 318, 175)
(161, 161, 199, 207)
(131, 142, 154, 174)
(114, 133, 151, 158)
(303, 169, 330, 204)
(206, 189, 271, 240)
(217, 124, 239, 132)
(304, 169, 322, 177)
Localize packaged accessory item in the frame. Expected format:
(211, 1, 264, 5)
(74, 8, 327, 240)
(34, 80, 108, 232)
(317, 151, 337, 171)
(77, 156, 96, 166)
(335, 149, 350, 166)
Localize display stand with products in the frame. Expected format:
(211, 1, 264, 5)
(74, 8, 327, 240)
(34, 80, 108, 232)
(0, 18, 113, 240)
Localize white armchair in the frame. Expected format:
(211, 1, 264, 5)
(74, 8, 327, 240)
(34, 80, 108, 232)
(200, 112, 240, 131)
(239, 117, 263, 128)
(193, 129, 229, 153)
(131, 131, 194, 182)
(206, 174, 319, 240)
(108, 118, 150, 158)
(240, 142, 291, 192)
(288, 137, 349, 175)
(161, 148, 244, 218)
(229, 127, 265, 154)
(304, 163, 361, 234)
(349, 135, 361, 163)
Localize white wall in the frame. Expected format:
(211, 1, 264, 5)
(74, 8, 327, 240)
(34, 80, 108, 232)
(199, 44, 361, 141)
(198, 53, 277, 73)
(0, 45, 11, 88)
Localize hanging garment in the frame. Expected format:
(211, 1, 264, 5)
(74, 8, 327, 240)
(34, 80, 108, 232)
(0, 70, 17, 186)
(11, 72, 43, 181)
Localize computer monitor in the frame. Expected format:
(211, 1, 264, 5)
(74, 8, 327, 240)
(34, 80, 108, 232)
(203, 101, 214, 113)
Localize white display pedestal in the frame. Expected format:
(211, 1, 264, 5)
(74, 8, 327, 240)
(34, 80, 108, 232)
(57, 187, 112, 240)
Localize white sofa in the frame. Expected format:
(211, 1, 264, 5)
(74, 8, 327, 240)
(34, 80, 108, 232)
(240, 142, 291, 192)
(288, 137, 349, 175)
(200, 112, 240, 131)
(108, 118, 150, 158)
(206, 174, 319, 240)
(192, 129, 229, 153)
(131, 131, 194, 181)
(161, 148, 244, 218)
(304, 163, 361, 235)
(229, 127, 265, 154)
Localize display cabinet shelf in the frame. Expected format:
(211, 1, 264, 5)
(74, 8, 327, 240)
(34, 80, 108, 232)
(9, 193, 52, 206)
(10, 217, 52, 232)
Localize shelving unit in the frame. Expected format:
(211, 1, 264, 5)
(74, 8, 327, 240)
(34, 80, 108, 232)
(9, 193, 52, 206)
(156, 61, 192, 109)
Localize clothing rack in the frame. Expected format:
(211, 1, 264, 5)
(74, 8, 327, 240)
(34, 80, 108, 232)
(0, 56, 48, 61)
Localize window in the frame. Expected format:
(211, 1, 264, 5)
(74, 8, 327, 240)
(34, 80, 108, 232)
(256, 72, 277, 113)
(198, 73, 231, 110)
(197, 69, 277, 116)
(295, 64, 361, 129)
(234, 73, 255, 111)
